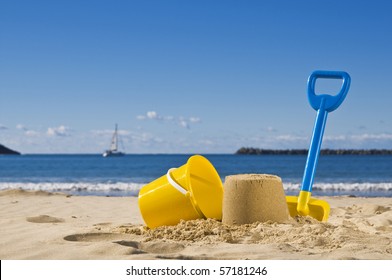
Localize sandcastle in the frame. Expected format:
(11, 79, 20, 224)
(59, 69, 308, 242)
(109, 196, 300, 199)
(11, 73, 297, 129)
(222, 174, 290, 225)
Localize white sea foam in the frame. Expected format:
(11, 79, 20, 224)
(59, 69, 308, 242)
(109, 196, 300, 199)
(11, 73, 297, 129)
(0, 182, 391, 196)
(0, 182, 144, 195)
(283, 182, 392, 192)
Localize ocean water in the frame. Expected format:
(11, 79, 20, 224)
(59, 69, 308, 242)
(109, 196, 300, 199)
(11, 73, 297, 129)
(0, 154, 391, 197)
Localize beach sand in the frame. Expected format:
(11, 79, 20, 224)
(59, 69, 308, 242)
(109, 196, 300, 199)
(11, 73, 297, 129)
(1, 189, 392, 260)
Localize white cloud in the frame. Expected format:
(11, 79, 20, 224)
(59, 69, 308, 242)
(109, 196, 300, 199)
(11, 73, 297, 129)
(179, 120, 189, 129)
(147, 111, 163, 120)
(91, 129, 112, 136)
(137, 111, 170, 121)
(92, 129, 163, 147)
(324, 135, 347, 141)
(351, 133, 392, 141)
(266, 126, 277, 132)
(16, 124, 27, 131)
(47, 125, 71, 137)
(118, 130, 131, 136)
(323, 133, 392, 143)
(323, 133, 392, 149)
(271, 133, 392, 149)
(91, 129, 132, 138)
(275, 135, 308, 141)
(136, 111, 201, 129)
(189, 117, 201, 123)
(25, 130, 39, 136)
(16, 124, 39, 136)
(199, 139, 214, 146)
(130, 132, 164, 144)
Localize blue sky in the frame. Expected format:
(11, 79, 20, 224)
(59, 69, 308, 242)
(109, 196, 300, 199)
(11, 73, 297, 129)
(1, 0, 392, 154)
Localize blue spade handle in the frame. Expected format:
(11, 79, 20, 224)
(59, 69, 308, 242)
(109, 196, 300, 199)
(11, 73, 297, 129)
(301, 71, 351, 193)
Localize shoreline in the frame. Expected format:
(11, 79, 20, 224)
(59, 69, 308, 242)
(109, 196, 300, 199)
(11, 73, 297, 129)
(1, 189, 392, 260)
(2, 182, 392, 198)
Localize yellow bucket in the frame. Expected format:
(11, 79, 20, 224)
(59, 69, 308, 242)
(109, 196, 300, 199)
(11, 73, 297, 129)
(138, 155, 223, 229)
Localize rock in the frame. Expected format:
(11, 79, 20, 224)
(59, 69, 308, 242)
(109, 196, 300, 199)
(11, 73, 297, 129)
(0, 144, 21, 155)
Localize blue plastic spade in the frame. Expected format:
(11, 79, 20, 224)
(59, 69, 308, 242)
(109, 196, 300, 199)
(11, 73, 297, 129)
(286, 70, 351, 221)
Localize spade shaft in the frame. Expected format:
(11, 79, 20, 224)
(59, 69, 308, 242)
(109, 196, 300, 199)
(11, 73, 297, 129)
(302, 99, 328, 193)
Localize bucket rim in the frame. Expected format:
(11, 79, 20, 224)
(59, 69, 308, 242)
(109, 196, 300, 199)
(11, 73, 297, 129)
(185, 154, 223, 219)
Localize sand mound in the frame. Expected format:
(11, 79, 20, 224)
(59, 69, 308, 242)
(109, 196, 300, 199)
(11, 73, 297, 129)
(117, 217, 335, 246)
(116, 209, 392, 258)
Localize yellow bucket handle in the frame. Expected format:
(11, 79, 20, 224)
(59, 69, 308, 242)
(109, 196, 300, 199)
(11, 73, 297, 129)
(166, 168, 188, 195)
(166, 167, 206, 219)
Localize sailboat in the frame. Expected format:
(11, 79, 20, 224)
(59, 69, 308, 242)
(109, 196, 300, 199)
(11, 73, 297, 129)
(103, 124, 125, 157)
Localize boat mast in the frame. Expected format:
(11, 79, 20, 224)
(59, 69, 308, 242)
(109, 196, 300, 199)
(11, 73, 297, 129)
(110, 124, 118, 151)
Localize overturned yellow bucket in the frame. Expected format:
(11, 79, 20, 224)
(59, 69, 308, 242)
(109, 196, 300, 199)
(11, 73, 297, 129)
(138, 155, 223, 229)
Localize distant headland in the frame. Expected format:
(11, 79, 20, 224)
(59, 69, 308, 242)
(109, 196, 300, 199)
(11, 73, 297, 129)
(0, 144, 21, 155)
(235, 147, 392, 155)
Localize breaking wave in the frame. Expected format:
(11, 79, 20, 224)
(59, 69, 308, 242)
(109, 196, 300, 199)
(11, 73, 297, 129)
(0, 181, 392, 196)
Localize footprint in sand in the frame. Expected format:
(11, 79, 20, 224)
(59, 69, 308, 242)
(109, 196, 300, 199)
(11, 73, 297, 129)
(26, 215, 65, 223)
(64, 233, 147, 255)
(138, 241, 185, 254)
(63, 232, 186, 255)
(93, 222, 112, 226)
(113, 240, 147, 255)
(358, 204, 391, 215)
(115, 240, 185, 255)
(64, 232, 123, 242)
